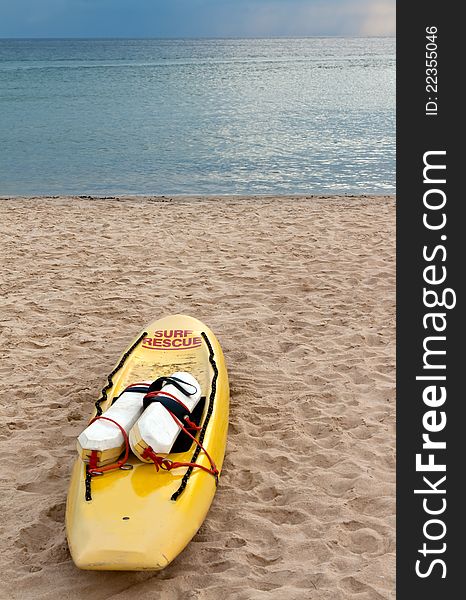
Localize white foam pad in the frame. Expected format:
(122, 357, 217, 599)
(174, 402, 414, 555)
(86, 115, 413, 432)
(78, 386, 148, 451)
(131, 372, 201, 455)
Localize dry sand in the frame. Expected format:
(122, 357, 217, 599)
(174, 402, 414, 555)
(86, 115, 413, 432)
(0, 195, 395, 600)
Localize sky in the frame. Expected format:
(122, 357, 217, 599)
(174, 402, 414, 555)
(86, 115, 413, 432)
(0, 0, 396, 38)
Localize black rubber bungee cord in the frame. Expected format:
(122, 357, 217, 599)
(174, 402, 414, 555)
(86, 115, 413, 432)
(85, 331, 147, 501)
(171, 331, 219, 501)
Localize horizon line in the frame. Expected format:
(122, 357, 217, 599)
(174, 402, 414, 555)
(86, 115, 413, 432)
(0, 34, 396, 41)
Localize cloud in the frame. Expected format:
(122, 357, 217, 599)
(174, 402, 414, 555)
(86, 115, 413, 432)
(358, 1, 396, 36)
(0, 0, 396, 38)
(214, 0, 395, 37)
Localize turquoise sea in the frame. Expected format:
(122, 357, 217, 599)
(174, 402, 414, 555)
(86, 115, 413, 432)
(0, 38, 395, 195)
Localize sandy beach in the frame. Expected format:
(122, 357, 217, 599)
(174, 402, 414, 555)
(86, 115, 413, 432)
(0, 195, 395, 599)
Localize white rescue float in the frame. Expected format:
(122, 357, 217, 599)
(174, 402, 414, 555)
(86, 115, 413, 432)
(77, 372, 202, 468)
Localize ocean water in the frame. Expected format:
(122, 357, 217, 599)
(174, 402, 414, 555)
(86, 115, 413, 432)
(0, 38, 395, 196)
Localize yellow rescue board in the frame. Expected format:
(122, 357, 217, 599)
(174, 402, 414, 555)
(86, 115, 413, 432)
(65, 315, 229, 570)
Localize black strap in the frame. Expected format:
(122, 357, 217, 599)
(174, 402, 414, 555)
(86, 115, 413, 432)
(111, 385, 150, 404)
(125, 385, 150, 394)
(146, 376, 198, 397)
(142, 393, 190, 422)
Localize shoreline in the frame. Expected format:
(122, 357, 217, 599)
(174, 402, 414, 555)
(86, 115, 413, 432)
(1, 193, 396, 200)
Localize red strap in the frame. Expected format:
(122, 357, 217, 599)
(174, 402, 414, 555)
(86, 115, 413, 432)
(125, 382, 150, 389)
(141, 410, 218, 481)
(86, 415, 130, 475)
(89, 449, 99, 470)
(184, 417, 202, 431)
(86, 389, 217, 483)
(141, 446, 218, 478)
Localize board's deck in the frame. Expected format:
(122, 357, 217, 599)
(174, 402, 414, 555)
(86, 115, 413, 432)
(66, 315, 229, 571)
